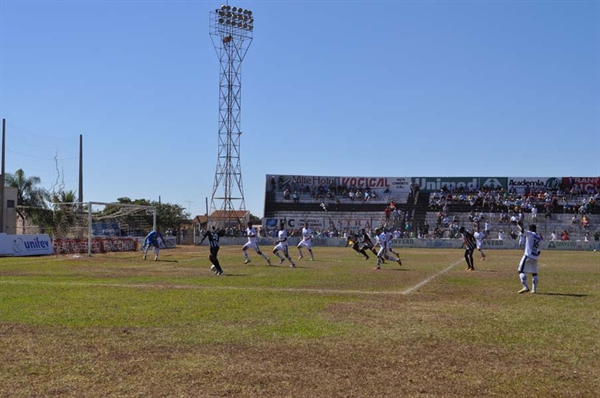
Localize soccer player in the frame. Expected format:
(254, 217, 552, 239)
(142, 227, 166, 261)
(198, 226, 223, 275)
(373, 228, 402, 270)
(474, 227, 487, 261)
(359, 228, 378, 256)
(297, 222, 315, 261)
(348, 230, 370, 260)
(273, 223, 296, 267)
(385, 229, 401, 265)
(517, 221, 542, 294)
(459, 226, 477, 271)
(242, 222, 271, 265)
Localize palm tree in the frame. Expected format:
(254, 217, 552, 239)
(5, 169, 47, 207)
(5, 169, 49, 233)
(51, 190, 79, 237)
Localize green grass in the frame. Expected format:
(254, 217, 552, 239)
(0, 246, 598, 397)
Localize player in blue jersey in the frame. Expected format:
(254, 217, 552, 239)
(142, 228, 166, 261)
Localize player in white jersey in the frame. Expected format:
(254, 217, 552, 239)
(385, 229, 401, 264)
(517, 221, 542, 294)
(373, 228, 402, 270)
(297, 222, 315, 261)
(242, 222, 271, 265)
(473, 228, 487, 261)
(273, 223, 296, 267)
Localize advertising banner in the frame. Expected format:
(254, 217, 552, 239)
(92, 222, 121, 236)
(411, 177, 507, 193)
(507, 177, 562, 194)
(53, 237, 138, 254)
(267, 175, 412, 196)
(8, 234, 55, 256)
(562, 177, 599, 193)
(266, 217, 329, 230)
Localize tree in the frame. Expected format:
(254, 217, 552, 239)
(50, 190, 79, 236)
(96, 198, 189, 234)
(5, 169, 49, 233)
(5, 169, 48, 207)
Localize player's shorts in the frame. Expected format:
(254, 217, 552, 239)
(243, 240, 261, 252)
(298, 239, 312, 249)
(145, 238, 159, 248)
(274, 242, 288, 253)
(518, 255, 538, 274)
(377, 247, 387, 258)
(476, 241, 484, 250)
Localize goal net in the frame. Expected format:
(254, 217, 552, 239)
(37, 202, 157, 256)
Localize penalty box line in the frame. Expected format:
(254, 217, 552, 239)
(401, 258, 464, 295)
(0, 259, 465, 296)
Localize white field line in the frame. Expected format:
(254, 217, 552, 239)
(0, 259, 465, 296)
(401, 258, 464, 295)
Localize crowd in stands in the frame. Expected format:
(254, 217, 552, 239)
(271, 176, 419, 206)
(428, 181, 600, 227)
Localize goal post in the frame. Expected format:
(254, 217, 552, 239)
(48, 201, 157, 256)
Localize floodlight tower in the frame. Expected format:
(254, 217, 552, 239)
(209, 4, 254, 216)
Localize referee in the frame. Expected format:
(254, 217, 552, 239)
(459, 226, 477, 271)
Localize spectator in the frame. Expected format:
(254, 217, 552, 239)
(582, 215, 590, 230)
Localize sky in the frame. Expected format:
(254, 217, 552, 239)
(0, 0, 599, 219)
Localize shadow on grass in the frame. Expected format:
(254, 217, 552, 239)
(535, 292, 589, 298)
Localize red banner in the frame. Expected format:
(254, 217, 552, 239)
(53, 237, 138, 254)
(562, 177, 599, 193)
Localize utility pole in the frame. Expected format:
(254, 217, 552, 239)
(0, 119, 6, 233)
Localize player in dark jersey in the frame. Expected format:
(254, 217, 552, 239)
(459, 226, 477, 271)
(359, 228, 378, 256)
(199, 226, 224, 275)
(348, 230, 370, 260)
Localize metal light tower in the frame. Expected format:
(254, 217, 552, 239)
(209, 4, 254, 217)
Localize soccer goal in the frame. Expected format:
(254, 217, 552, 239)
(47, 201, 157, 256)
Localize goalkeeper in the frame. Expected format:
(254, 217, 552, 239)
(142, 227, 166, 261)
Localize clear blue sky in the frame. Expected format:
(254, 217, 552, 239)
(1, 0, 598, 218)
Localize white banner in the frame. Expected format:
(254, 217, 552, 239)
(0, 233, 55, 256)
(507, 177, 562, 194)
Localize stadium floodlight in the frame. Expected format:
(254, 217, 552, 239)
(209, 5, 255, 219)
(213, 5, 255, 31)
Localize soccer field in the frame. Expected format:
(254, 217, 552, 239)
(0, 247, 598, 397)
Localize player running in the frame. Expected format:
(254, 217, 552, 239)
(385, 229, 402, 265)
(297, 222, 315, 261)
(474, 227, 487, 261)
(359, 228, 378, 256)
(273, 222, 296, 267)
(242, 222, 271, 265)
(198, 226, 224, 276)
(373, 228, 402, 270)
(348, 230, 370, 260)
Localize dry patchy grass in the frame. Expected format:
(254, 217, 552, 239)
(0, 246, 598, 397)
